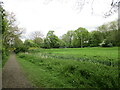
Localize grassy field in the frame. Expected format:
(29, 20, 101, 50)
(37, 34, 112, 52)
(17, 47, 119, 88)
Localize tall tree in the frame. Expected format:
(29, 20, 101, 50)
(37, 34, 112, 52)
(30, 31, 43, 40)
(89, 30, 103, 47)
(73, 27, 89, 48)
(97, 20, 119, 46)
(44, 31, 60, 48)
(2, 12, 23, 49)
(0, 2, 24, 56)
(61, 30, 74, 48)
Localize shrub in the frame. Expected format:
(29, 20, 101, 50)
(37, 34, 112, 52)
(107, 43, 113, 47)
(99, 41, 113, 47)
(14, 46, 29, 53)
(90, 44, 98, 47)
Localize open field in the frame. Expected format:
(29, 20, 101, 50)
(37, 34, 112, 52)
(17, 47, 119, 88)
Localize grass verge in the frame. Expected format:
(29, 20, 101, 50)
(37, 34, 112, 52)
(17, 52, 119, 88)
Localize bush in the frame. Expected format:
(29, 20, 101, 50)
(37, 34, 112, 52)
(107, 43, 113, 47)
(2, 48, 6, 59)
(90, 44, 98, 47)
(14, 46, 29, 53)
(99, 40, 113, 47)
(2, 48, 9, 67)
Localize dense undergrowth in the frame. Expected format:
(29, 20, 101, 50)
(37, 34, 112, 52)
(17, 47, 119, 88)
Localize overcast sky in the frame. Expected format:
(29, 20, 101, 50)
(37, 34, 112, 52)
(2, 0, 118, 40)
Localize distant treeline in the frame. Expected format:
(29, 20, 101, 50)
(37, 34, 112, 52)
(24, 20, 119, 49)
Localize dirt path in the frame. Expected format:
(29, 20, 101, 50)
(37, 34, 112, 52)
(2, 53, 32, 88)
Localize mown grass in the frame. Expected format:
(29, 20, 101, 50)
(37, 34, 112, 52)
(17, 47, 119, 88)
(29, 47, 118, 67)
(29, 47, 118, 59)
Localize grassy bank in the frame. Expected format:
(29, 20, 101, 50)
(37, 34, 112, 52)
(2, 56, 9, 68)
(17, 47, 119, 88)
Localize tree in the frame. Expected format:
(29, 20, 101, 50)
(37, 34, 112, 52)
(1, 11, 23, 48)
(29, 31, 44, 47)
(61, 30, 74, 48)
(1, 2, 24, 55)
(89, 30, 103, 47)
(44, 0, 119, 18)
(33, 37, 43, 47)
(59, 39, 66, 48)
(43, 38, 51, 48)
(13, 38, 29, 53)
(30, 31, 43, 40)
(13, 37, 23, 48)
(97, 20, 119, 46)
(73, 27, 89, 48)
(24, 39, 37, 47)
(61, 34, 68, 47)
(44, 31, 60, 48)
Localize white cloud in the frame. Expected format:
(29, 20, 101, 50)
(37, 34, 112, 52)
(2, 0, 118, 39)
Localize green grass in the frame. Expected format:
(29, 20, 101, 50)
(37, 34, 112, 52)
(17, 47, 119, 88)
(29, 47, 118, 66)
(30, 47, 118, 59)
(0, 53, 2, 68)
(2, 56, 9, 68)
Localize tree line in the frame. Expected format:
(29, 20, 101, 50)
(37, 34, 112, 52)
(24, 20, 119, 49)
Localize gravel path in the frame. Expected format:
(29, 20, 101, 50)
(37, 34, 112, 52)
(2, 53, 32, 88)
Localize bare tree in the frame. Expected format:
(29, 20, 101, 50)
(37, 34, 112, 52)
(29, 31, 44, 40)
(43, 0, 119, 18)
(104, 0, 119, 18)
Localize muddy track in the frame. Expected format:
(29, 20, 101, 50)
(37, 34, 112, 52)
(2, 53, 32, 88)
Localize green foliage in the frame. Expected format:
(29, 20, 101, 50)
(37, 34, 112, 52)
(24, 39, 37, 47)
(24, 20, 118, 49)
(14, 46, 29, 53)
(33, 37, 43, 47)
(17, 47, 118, 88)
(2, 55, 8, 67)
(30, 31, 44, 47)
(61, 31, 74, 48)
(43, 38, 50, 48)
(2, 48, 6, 60)
(2, 48, 9, 67)
(99, 39, 113, 47)
(0, 3, 8, 62)
(59, 39, 66, 48)
(43, 31, 60, 48)
(13, 37, 24, 48)
(97, 20, 118, 46)
(1, 3, 24, 66)
(89, 31, 103, 47)
(73, 27, 89, 48)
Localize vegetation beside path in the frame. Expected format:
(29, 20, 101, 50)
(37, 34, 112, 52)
(1, 1, 119, 88)
(17, 47, 119, 88)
